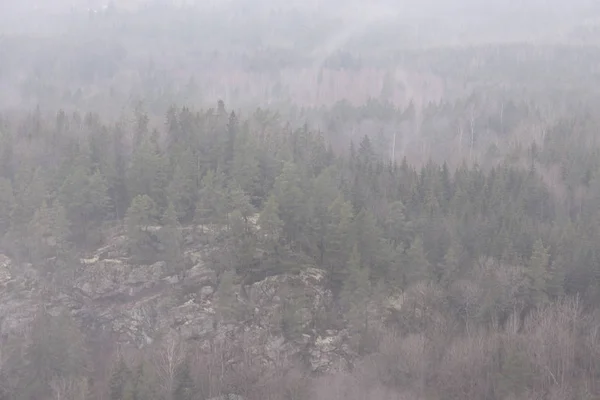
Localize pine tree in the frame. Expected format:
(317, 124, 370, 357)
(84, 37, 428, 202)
(388, 247, 407, 290)
(340, 246, 371, 345)
(405, 236, 431, 284)
(231, 124, 260, 200)
(384, 200, 409, 249)
(194, 170, 228, 227)
(257, 194, 283, 253)
(0, 128, 14, 179)
(10, 168, 46, 233)
(354, 209, 384, 279)
(227, 183, 255, 225)
(160, 201, 183, 274)
(95, 124, 129, 220)
(324, 197, 354, 293)
(60, 167, 111, 245)
(167, 147, 198, 222)
(227, 209, 257, 273)
(357, 135, 375, 166)
(23, 311, 87, 399)
(27, 200, 71, 264)
(127, 134, 169, 212)
(272, 162, 307, 243)
(0, 177, 14, 236)
(441, 240, 461, 288)
(309, 168, 341, 263)
(219, 110, 238, 173)
(126, 195, 158, 263)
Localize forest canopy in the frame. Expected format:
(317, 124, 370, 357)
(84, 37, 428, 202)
(2, 1, 600, 400)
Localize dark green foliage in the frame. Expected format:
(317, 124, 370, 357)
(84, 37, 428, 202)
(7, 9, 600, 399)
(160, 201, 184, 274)
(340, 246, 372, 351)
(126, 194, 159, 263)
(5, 96, 600, 398)
(0, 177, 14, 236)
(167, 148, 198, 222)
(22, 311, 88, 400)
(227, 183, 256, 224)
(194, 170, 228, 227)
(272, 162, 309, 244)
(27, 200, 72, 265)
(127, 133, 169, 212)
(405, 236, 431, 284)
(258, 194, 284, 253)
(323, 197, 354, 293)
(1, 101, 594, 318)
(59, 167, 111, 246)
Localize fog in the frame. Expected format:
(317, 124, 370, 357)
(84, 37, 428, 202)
(1, 0, 600, 113)
(3, 1, 600, 400)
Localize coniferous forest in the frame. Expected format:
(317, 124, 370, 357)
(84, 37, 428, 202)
(4, 1, 600, 400)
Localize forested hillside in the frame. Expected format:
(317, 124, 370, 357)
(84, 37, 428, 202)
(1, 97, 600, 399)
(3, 1, 600, 400)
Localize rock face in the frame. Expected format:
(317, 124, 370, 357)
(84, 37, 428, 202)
(0, 256, 41, 336)
(0, 227, 355, 372)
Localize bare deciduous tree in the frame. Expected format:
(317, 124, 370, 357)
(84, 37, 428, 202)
(152, 332, 186, 397)
(50, 376, 88, 400)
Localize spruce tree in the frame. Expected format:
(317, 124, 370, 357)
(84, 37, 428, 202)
(127, 134, 169, 212)
(272, 162, 307, 243)
(441, 240, 461, 288)
(340, 246, 371, 346)
(354, 208, 384, 278)
(0, 177, 14, 236)
(160, 201, 184, 274)
(405, 236, 431, 284)
(27, 200, 71, 264)
(227, 183, 255, 225)
(257, 194, 283, 253)
(231, 124, 260, 200)
(384, 200, 409, 249)
(126, 195, 158, 263)
(194, 170, 228, 227)
(167, 148, 197, 222)
(324, 197, 354, 292)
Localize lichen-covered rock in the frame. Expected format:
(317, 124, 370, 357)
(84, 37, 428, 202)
(75, 259, 166, 300)
(309, 330, 352, 373)
(169, 299, 215, 339)
(0, 232, 356, 375)
(0, 256, 40, 336)
(0, 254, 12, 286)
(186, 261, 216, 287)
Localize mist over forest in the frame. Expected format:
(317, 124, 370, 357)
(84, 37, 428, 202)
(3, 1, 600, 400)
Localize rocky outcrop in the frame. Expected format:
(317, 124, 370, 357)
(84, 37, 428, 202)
(0, 227, 356, 372)
(0, 256, 42, 336)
